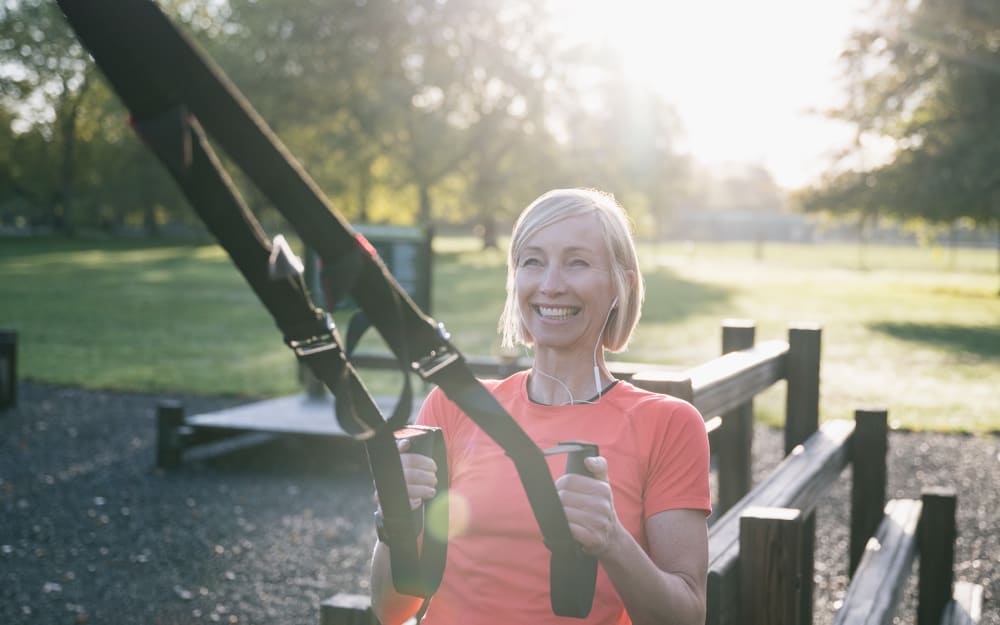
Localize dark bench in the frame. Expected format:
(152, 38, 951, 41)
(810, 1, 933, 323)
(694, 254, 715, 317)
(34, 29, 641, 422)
(832, 489, 984, 625)
(706, 408, 888, 625)
(0, 328, 16, 410)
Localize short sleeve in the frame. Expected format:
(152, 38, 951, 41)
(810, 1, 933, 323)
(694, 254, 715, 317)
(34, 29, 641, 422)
(642, 398, 712, 518)
(415, 386, 446, 428)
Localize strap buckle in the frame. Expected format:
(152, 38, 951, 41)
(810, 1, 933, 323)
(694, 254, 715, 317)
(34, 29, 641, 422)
(411, 322, 461, 380)
(284, 312, 341, 358)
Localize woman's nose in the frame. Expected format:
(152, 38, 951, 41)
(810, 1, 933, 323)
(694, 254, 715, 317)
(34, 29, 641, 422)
(539, 264, 565, 294)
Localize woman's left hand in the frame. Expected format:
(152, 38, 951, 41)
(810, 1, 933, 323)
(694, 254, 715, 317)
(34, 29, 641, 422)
(555, 456, 623, 557)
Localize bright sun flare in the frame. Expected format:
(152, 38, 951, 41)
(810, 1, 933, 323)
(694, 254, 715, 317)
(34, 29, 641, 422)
(549, 0, 873, 189)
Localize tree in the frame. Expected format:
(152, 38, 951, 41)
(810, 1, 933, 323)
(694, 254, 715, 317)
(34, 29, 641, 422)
(800, 0, 1000, 263)
(0, 0, 102, 233)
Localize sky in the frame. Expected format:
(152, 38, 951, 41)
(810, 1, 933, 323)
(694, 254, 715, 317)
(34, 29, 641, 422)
(551, 0, 876, 190)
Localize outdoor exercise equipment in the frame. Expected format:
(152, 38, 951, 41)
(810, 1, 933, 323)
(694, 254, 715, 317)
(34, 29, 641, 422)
(56, 0, 598, 617)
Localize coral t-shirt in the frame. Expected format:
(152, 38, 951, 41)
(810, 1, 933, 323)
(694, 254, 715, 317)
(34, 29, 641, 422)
(415, 371, 711, 625)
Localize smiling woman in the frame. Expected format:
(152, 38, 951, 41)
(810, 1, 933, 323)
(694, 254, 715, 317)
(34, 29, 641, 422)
(546, 0, 873, 189)
(371, 189, 712, 625)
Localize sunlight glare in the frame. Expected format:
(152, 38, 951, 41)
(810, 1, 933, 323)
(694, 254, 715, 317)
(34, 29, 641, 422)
(550, 0, 873, 189)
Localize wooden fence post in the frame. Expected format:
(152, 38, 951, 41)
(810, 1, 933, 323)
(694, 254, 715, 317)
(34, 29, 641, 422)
(850, 407, 888, 575)
(717, 320, 755, 515)
(0, 329, 16, 410)
(784, 324, 821, 454)
(740, 507, 805, 625)
(784, 323, 821, 625)
(156, 400, 186, 469)
(917, 487, 957, 625)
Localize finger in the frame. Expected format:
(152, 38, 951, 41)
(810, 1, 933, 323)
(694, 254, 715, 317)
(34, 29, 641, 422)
(557, 473, 611, 498)
(584, 456, 609, 482)
(397, 438, 411, 452)
(400, 452, 437, 474)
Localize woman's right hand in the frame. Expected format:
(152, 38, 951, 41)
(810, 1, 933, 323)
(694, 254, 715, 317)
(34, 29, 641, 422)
(393, 437, 438, 511)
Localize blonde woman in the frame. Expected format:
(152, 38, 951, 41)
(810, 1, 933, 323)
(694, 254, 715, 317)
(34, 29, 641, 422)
(372, 188, 710, 625)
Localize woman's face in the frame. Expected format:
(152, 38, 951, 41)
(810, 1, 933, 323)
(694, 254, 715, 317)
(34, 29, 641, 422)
(515, 211, 617, 355)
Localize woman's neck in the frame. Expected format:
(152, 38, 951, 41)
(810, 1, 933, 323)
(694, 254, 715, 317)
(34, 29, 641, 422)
(528, 349, 614, 406)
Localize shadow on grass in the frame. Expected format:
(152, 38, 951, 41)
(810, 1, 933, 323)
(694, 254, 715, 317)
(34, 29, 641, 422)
(640, 266, 732, 323)
(869, 321, 1000, 361)
(0, 234, 198, 260)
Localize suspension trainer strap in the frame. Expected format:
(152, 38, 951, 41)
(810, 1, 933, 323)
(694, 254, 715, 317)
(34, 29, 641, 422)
(128, 99, 442, 596)
(56, 0, 596, 616)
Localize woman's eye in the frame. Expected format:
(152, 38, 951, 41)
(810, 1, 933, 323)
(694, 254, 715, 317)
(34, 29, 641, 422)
(569, 258, 589, 267)
(520, 257, 541, 267)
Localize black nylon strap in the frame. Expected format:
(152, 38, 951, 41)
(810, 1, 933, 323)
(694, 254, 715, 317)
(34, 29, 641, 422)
(56, 0, 596, 616)
(129, 101, 440, 593)
(369, 426, 449, 597)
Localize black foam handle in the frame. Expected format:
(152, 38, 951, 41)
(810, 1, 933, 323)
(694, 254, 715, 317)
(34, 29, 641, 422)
(396, 426, 436, 457)
(563, 441, 599, 476)
(392, 426, 441, 535)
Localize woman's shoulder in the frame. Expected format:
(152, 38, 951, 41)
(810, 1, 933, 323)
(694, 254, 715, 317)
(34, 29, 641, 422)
(612, 380, 699, 411)
(608, 380, 705, 431)
(420, 370, 527, 418)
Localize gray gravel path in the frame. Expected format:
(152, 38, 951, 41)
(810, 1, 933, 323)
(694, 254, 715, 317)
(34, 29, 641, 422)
(1, 382, 996, 624)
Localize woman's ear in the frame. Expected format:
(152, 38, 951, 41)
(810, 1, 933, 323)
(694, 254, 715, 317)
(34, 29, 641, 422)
(625, 269, 637, 294)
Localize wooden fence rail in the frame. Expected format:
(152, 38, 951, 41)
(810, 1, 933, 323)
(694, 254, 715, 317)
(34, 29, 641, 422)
(317, 321, 982, 625)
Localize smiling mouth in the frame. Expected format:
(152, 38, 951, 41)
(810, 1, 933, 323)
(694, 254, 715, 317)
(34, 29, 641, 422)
(534, 305, 581, 320)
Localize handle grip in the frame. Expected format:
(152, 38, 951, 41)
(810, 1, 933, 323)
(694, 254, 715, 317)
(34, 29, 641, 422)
(544, 440, 599, 476)
(395, 425, 436, 457)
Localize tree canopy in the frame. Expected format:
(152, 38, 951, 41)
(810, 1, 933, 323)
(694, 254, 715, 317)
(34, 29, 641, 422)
(0, 0, 692, 240)
(798, 0, 1000, 234)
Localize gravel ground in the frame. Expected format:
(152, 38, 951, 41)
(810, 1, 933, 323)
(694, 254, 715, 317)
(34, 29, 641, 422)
(1, 381, 996, 625)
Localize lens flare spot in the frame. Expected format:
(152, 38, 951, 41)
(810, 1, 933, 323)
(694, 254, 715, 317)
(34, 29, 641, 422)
(426, 492, 470, 542)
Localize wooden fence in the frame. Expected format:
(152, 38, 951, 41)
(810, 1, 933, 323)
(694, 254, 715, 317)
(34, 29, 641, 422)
(320, 320, 982, 625)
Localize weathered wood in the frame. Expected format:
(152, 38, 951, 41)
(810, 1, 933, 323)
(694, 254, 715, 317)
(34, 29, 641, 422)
(918, 488, 958, 625)
(717, 321, 756, 514)
(740, 507, 804, 625)
(630, 370, 693, 401)
(632, 340, 787, 419)
(687, 340, 788, 419)
(784, 324, 821, 454)
(784, 324, 821, 625)
(0, 329, 16, 410)
(832, 498, 923, 625)
(850, 407, 888, 575)
(705, 419, 854, 625)
(940, 581, 984, 625)
(156, 400, 186, 468)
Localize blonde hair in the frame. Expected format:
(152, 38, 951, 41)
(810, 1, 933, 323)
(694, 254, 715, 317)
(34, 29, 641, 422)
(499, 188, 644, 353)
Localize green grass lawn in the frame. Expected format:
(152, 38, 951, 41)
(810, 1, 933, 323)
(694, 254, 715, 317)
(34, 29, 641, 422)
(2, 236, 998, 432)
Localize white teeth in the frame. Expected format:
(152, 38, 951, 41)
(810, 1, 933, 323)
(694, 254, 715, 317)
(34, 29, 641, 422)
(537, 306, 579, 319)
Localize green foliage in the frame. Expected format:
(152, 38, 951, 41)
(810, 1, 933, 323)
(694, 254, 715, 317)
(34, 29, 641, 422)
(2, 237, 998, 432)
(1, 0, 690, 238)
(801, 0, 1000, 232)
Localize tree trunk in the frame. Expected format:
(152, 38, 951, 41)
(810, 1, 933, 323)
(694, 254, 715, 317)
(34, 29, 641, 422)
(418, 182, 432, 225)
(59, 100, 78, 236)
(857, 213, 869, 270)
(480, 214, 498, 250)
(357, 159, 371, 223)
(144, 203, 160, 236)
(948, 221, 957, 269)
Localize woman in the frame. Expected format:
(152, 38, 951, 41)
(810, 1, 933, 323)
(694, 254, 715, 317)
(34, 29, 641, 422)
(371, 188, 711, 625)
